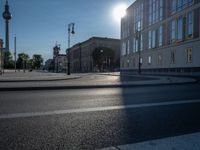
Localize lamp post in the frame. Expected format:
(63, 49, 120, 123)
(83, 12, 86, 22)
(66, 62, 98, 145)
(0, 39, 3, 75)
(135, 30, 141, 74)
(67, 22, 75, 75)
(14, 34, 16, 72)
(79, 43, 82, 73)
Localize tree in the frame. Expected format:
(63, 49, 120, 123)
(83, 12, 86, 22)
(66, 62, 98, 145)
(92, 47, 115, 72)
(4, 51, 14, 69)
(16, 53, 29, 69)
(27, 59, 33, 69)
(32, 54, 43, 69)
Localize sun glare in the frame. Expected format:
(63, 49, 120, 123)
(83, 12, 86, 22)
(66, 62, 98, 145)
(112, 3, 127, 22)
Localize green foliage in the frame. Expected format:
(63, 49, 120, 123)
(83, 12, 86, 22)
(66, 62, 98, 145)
(4, 51, 14, 69)
(16, 53, 29, 69)
(32, 54, 43, 69)
(27, 59, 33, 69)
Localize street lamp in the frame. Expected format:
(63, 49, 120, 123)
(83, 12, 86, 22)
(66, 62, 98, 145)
(135, 30, 141, 74)
(14, 34, 16, 72)
(0, 39, 3, 75)
(67, 22, 75, 75)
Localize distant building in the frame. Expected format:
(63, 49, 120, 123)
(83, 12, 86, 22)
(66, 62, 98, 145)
(44, 59, 53, 71)
(68, 37, 120, 73)
(54, 54, 67, 73)
(52, 44, 67, 73)
(121, 0, 200, 73)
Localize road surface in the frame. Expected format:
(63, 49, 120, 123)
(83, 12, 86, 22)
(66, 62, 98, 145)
(0, 75, 200, 149)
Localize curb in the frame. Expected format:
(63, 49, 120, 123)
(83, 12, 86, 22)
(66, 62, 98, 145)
(0, 76, 81, 82)
(0, 80, 197, 91)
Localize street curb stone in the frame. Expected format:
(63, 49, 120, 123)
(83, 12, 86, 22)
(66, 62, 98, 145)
(0, 76, 81, 82)
(0, 80, 197, 91)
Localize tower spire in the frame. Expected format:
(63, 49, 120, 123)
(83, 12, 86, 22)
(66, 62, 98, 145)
(2, 0, 12, 51)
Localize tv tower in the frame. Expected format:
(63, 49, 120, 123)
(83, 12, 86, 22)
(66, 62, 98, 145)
(2, 0, 12, 52)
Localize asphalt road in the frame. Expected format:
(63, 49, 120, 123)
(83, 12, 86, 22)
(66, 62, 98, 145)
(0, 82, 200, 149)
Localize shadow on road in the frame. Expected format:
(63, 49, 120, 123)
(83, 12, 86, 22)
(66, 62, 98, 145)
(117, 73, 200, 147)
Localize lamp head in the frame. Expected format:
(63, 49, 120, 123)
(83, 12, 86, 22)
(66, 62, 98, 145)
(71, 24, 75, 34)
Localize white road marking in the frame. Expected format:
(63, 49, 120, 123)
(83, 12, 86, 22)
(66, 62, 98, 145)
(100, 132, 200, 150)
(0, 99, 200, 119)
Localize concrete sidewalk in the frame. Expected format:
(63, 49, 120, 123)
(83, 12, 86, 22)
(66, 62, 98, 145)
(100, 132, 200, 150)
(0, 70, 81, 82)
(0, 71, 197, 91)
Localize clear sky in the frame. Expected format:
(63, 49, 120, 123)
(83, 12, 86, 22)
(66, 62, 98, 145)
(0, 0, 134, 61)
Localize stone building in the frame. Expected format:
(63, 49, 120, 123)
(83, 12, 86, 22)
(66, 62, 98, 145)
(68, 37, 120, 73)
(54, 54, 67, 73)
(121, 0, 200, 73)
(52, 44, 67, 73)
(44, 59, 53, 71)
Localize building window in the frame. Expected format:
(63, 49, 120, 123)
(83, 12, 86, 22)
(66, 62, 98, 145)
(140, 57, 143, 65)
(133, 37, 139, 53)
(127, 40, 130, 55)
(140, 34, 143, 51)
(188, 0, 193, 5)
(187, 11, 193, 38)
(121, 17, 129, 39)
(171, 20, 176, 43)
(134, 34, 143, 52)
(148, 31, 152, 49)
(148, 30, 156, 49)
(152, 30, 156, 48)
(187, 48, 192, 63)
(127, 15, 131, 37)
(171, 0, 176, 14)
(171, 51, 176, 64)
(177, 0, 183, 11)
(159, 0, 163, 21)
(121, 42, 126, 56)
(149, 0, 163, 25)
(177, 16, 184, 41)
(159, 25, 163, 46)
(133, 37, 136, 53)
(171, 0, 194, 14)
(148, 56, 152, 64)
(134, 3, 143, 32)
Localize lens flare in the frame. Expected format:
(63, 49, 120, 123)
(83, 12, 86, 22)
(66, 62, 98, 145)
(112, 3, 127, 22)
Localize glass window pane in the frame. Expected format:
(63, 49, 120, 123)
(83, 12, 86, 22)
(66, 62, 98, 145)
(159, 25, 163, 46)
(187, 11, 193, 37)
(177, 16, 183, 40)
